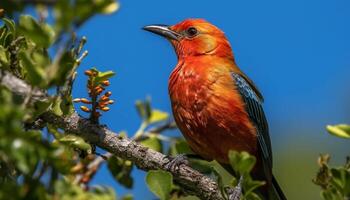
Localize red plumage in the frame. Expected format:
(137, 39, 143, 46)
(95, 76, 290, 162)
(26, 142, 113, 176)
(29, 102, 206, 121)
(169, 56, 258, 164)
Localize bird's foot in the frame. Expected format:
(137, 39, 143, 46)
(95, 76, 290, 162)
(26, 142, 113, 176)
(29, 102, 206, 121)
(164, 154, 189, 172)
(226, 176, 243, 200)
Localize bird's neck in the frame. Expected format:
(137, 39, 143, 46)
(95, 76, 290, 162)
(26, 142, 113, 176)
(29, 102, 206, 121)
(174, 39, 235, 61)
(169, 55, 236, 90)
(176, 54, 236, 70)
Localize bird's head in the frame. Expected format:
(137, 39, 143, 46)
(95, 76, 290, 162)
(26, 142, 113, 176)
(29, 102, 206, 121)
(143, 19, 234, 59)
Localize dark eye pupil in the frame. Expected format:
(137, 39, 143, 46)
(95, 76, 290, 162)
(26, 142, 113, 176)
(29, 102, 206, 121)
(187, 27, 198, 36)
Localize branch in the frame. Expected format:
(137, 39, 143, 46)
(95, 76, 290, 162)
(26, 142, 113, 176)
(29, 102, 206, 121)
(0, 70, 224, 200)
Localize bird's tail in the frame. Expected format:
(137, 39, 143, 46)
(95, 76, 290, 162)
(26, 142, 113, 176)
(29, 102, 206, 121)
(268, 175, 287, 200)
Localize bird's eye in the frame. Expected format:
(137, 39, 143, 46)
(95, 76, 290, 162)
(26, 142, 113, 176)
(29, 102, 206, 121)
(186, 27, 198, 37)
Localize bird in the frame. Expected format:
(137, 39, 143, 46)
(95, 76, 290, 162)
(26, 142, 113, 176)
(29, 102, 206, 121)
(143, 19, 286, 200)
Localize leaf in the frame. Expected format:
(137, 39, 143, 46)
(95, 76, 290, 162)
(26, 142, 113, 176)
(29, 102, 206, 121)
(330, 168, 350, 196)
(18, 15, 55, 48)
(228, 150, 256, 175)
(54, 180, 116, 200)
(59, 134, 91, 151)
(51, 145, 75, 174)
(47, 51, 75, 86)
(19, 51, 47, 87)
(244, 192, 263, 200)
(121, 194, 133, 200)
(175, 196, 200, 200)
(2, 18, 16, 35)
(146, 170, 173, 200)
(95, 70, 115, 83)
(51, 97, 63, 116)
(244, 178, 266, 197)
(107, 156, 134, 188)
(32, 50, 51, 68)
(31, 99, 52, 119)
(148, 109, 169, 124)
(11, 139, 31, 174)
(0, 45, 8, 64)
(53, 0, 75, 32)
(99, 1, 120, 14)
(326, 124, 350, 139)
(211, 167, 227, 198)
(135, 99, 151, 121)
(60, 95, 74, 116)
(169, 139, 193, 156)
(140, 136, 163, 152)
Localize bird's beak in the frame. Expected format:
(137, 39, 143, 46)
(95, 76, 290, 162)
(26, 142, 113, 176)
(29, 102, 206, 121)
(143, 24, 182, 41)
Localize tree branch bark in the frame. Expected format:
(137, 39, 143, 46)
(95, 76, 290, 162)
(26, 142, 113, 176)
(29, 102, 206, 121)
(0, 69, 224, 200)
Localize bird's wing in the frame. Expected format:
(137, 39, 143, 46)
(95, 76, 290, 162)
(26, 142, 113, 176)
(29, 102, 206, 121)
(231, 72, 273, 171)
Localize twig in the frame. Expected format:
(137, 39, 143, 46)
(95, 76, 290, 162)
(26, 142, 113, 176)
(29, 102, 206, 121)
(148, 121, 177, 134)
(74, 152, 112, 187)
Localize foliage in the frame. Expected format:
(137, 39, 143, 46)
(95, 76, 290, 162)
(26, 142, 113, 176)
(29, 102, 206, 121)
(313, 155, 350, 200)
(313, 125, 350, 200)
(227, 151, 265, 200)
(0, 1, 120, 199)
(146, 170, 173, 200)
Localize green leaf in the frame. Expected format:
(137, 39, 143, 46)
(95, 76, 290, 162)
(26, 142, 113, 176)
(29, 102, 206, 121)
(32, 50, 51, 68)
(121, 194, 133, 200)
(189, 159, 214, 175)
(330, 168, 350, 196)
(244, 192, 263, 200)
(146, 170, 173, 200)
(50, 95, 74, 116)
(59, 134, 91, 151)
(0, 24, 14, 47)
(0, 45, 8, 65)
(228, 151, 256, 175)
(19, 51, 47, 87)
(18, 15, 55, 48)
(60, 95, 74, 116)
(2, 18, 16, 35)
(48, 51, 75, 86)
(148, 109, 169, 124)
(54, 180, 116, 200)
(51, 97, 63, 116)
(135, 99, 151, 121)
(50, 146, 75, 174)
(326, 124, 350, 139)
(169, 139, 193, 156)
(31, 99, 52, 119)
(99, 1, 120, 14)
(107, 156, 134, 188)
(53, 0, 75, 32)
(95, 70, 115, 83)
(244, 178, 266, 197)
(175, 196, 200, 200)
(140, 136, 163, 152)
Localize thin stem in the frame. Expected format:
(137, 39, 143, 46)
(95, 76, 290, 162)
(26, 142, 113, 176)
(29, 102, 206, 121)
(133, 121, 148, 139)
(90, 90, 99, 124)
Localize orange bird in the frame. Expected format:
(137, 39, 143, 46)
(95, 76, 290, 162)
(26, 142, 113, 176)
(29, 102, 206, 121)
(144, 19, 286, 200)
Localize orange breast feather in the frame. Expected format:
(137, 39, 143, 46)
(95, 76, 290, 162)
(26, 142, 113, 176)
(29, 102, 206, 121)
(169, 57, 258, 164)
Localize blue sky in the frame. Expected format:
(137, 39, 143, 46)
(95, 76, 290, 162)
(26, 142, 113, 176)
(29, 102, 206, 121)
(71, 0, 350, 199)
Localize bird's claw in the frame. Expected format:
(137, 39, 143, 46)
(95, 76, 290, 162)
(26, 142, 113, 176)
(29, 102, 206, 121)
(226, 176, 243, 200)
(164, 154, 189, 172)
